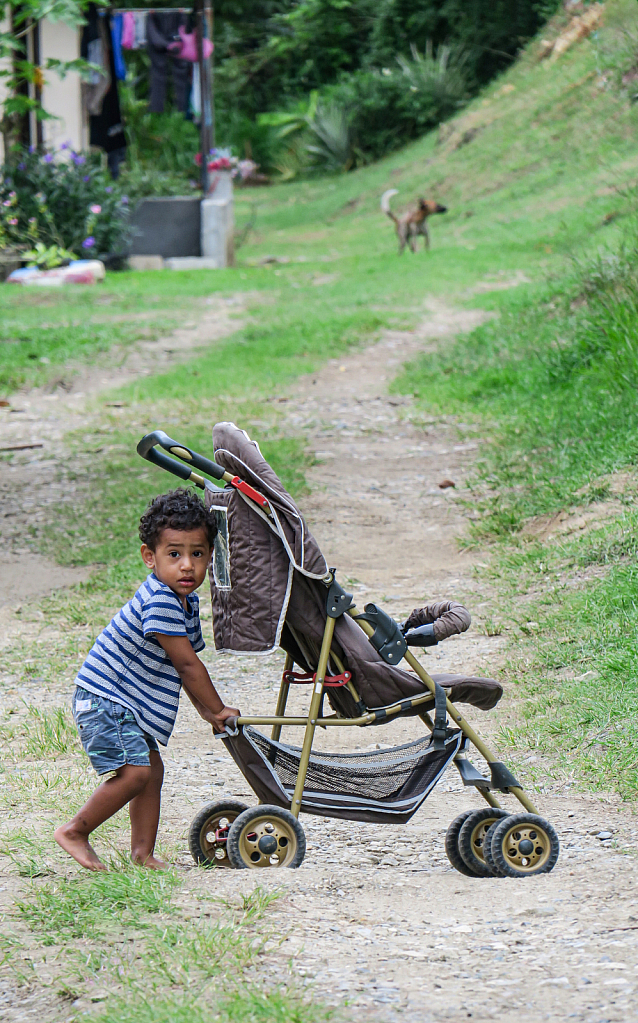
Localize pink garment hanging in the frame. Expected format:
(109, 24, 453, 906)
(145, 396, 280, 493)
(168, 24, 213, 62)
(121, 11, 135, 49)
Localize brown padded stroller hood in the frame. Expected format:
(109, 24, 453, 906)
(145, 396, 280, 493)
(205, 422, 501, 715)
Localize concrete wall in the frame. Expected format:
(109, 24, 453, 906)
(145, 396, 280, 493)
(40, 20, 85, 153)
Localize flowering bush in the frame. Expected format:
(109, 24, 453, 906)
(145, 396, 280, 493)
(0, 146, 130, 258)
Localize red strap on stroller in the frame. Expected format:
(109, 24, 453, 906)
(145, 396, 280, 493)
(230, 475, 271, 511)
(282, 669, 352, 688)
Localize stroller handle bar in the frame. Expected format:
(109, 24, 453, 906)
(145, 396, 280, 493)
(137, 431, 228, 487)
(137, 431, 273, 513)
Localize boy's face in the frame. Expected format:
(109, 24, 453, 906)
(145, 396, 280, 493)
(141, 527, 211, 601)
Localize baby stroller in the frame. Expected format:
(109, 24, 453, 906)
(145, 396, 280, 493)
(137, 423, 559, 878)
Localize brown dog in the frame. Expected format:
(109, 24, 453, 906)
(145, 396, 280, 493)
(381, 189, 447, 254)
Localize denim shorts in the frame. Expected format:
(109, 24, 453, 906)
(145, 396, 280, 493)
(72, 685, 159, 776)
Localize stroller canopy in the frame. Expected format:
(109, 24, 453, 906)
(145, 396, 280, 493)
(206, 422, 502, 717)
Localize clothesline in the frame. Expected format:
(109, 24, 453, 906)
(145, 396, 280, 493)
(114, 8, 191, 13)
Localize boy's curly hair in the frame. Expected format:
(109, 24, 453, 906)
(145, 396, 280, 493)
(139, 488, 217, 550)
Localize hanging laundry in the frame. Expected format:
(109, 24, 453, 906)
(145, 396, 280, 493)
(190, 61, 201, 122)
(146, 10, 190, 114)
(81, 5, 127, 178)
(133, 11, 147, 51)
(111, 13, 127, 81)
(170, 25, 213, 63)
(84, 13, 111, 116)
(121, 10, 135, 50)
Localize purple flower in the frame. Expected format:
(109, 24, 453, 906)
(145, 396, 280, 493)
(43, 153, 53, 163)
(18, 162, 25, 170)
(89, 204, 102, 214)
(105, 186, 113, 194)
(29, 145, 36, 154)
(8, 218, 18, 226)
(82, 236, 95, 249)
(60, 141, 70, 151)
(83, 175, 90, 183)
(28, 217, 36, 224)
(121, 195, 129, 205)
(2, 199, 11, 207)
(72, 153, 86, 166)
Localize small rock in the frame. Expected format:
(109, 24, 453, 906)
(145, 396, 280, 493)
(438, 479, 456, 489)
(596, 831, 613, 840)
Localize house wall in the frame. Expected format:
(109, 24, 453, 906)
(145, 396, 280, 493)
(40, 20, 85, 153)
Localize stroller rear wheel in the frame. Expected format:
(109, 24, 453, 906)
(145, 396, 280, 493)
(189, 799, 249, 867)
(227, 805, 306, 869)
(488, 814, 559, 877)
(459, 808, 511, 878)
(445, 811, 483, 877)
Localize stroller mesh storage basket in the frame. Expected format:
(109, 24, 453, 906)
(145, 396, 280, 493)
(224, 725, 463, 823)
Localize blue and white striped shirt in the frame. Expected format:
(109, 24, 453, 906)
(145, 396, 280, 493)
(76, 573, 204, 745)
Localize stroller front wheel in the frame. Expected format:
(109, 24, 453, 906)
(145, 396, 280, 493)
(227, 805, 306, 869)
(189, 799, 250, 867)
(489, 813, 559, 877)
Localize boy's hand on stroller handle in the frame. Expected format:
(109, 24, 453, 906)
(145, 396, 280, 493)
(210, 706, 241, 734)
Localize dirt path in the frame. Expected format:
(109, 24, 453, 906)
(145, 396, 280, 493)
(2, 299, 638, 1022)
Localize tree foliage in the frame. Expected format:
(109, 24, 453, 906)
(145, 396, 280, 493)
(208, 0, 560, 167)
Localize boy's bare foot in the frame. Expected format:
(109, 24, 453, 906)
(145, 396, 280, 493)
(54, 824, 107, 871)
(131, 853, 169, 870)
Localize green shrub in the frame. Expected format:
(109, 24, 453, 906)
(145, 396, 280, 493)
(0, 147, 130, 257)
(324, 44, 469, 164)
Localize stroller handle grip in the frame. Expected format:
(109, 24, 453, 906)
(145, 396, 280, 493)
(137, 431, 228, 486)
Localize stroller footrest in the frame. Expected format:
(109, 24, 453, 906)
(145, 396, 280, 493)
(455, 757, 492, 790)
(454, 757, 522, 792)
(489, 761, 522, 792)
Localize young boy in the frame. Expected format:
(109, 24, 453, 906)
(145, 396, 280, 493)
(55, 488, 239, 872)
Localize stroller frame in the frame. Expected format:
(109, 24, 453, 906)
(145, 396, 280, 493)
(138, 430, 558, 876)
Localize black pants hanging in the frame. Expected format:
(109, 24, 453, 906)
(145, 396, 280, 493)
(146, 11, 190, 114)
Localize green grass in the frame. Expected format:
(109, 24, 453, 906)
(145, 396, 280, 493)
(93, 989, 337, 1023)
(490, 509, 638, 798)
(23, 705, 76, 758)
(15, 865, 180, 943)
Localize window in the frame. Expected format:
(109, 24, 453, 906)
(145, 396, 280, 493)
(210, 506, 231, 590)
